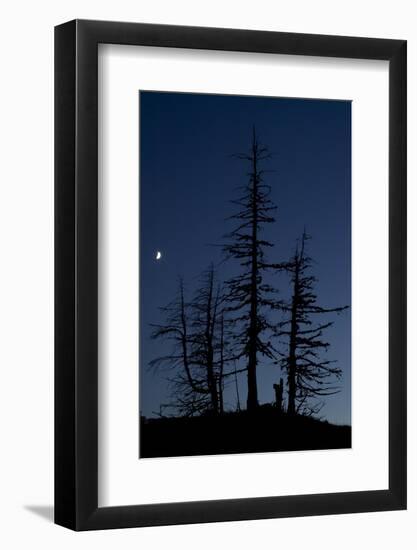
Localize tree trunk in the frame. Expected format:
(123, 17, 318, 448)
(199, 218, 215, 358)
(247, 131, 259, 411)
(205, 270, 219, 414)
(218, 315, 225, 414)
(287, 260, 299, 416)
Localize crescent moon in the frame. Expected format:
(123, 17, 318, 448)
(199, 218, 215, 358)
(156, 251, 162, 260)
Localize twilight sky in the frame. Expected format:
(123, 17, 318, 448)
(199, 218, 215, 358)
(139, 90, 351, 425)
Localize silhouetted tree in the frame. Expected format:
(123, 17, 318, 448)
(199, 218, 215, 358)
(149, 279, 205, 415)
(279, 230, 348, 416)
(150, 270, 234, 416)
(223, 128, 281, 411)
(190, 265, 222, 414)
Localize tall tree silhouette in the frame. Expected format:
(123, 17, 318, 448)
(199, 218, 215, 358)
(279, 231, 348, 416)
(223, 128, 280, 411)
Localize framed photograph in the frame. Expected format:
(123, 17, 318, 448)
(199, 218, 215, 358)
(55, 19, 406, 530)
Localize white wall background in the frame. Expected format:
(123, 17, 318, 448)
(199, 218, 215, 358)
(0, 0, 415, 548)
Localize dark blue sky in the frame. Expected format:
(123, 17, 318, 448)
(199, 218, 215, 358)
(140, 91, 351, 425)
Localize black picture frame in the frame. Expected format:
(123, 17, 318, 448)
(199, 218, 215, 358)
(55, 19, 407, 531)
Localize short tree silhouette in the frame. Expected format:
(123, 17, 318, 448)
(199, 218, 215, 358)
(279, 230, 348, 416)
(149, 278, 210, 416)
(190, 264, 224, 414)
(149, 270, 233, 416)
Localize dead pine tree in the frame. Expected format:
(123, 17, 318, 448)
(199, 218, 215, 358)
(223, 127, 280, 411)
(190, 265, 239, 415)
(190, 264, 223, 414)
(149, 270, 233, 416)
(279, 230, 349, 416)
(149, 278, 212, 416)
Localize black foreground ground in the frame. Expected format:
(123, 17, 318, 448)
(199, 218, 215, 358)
(140, 408, 351, 458)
